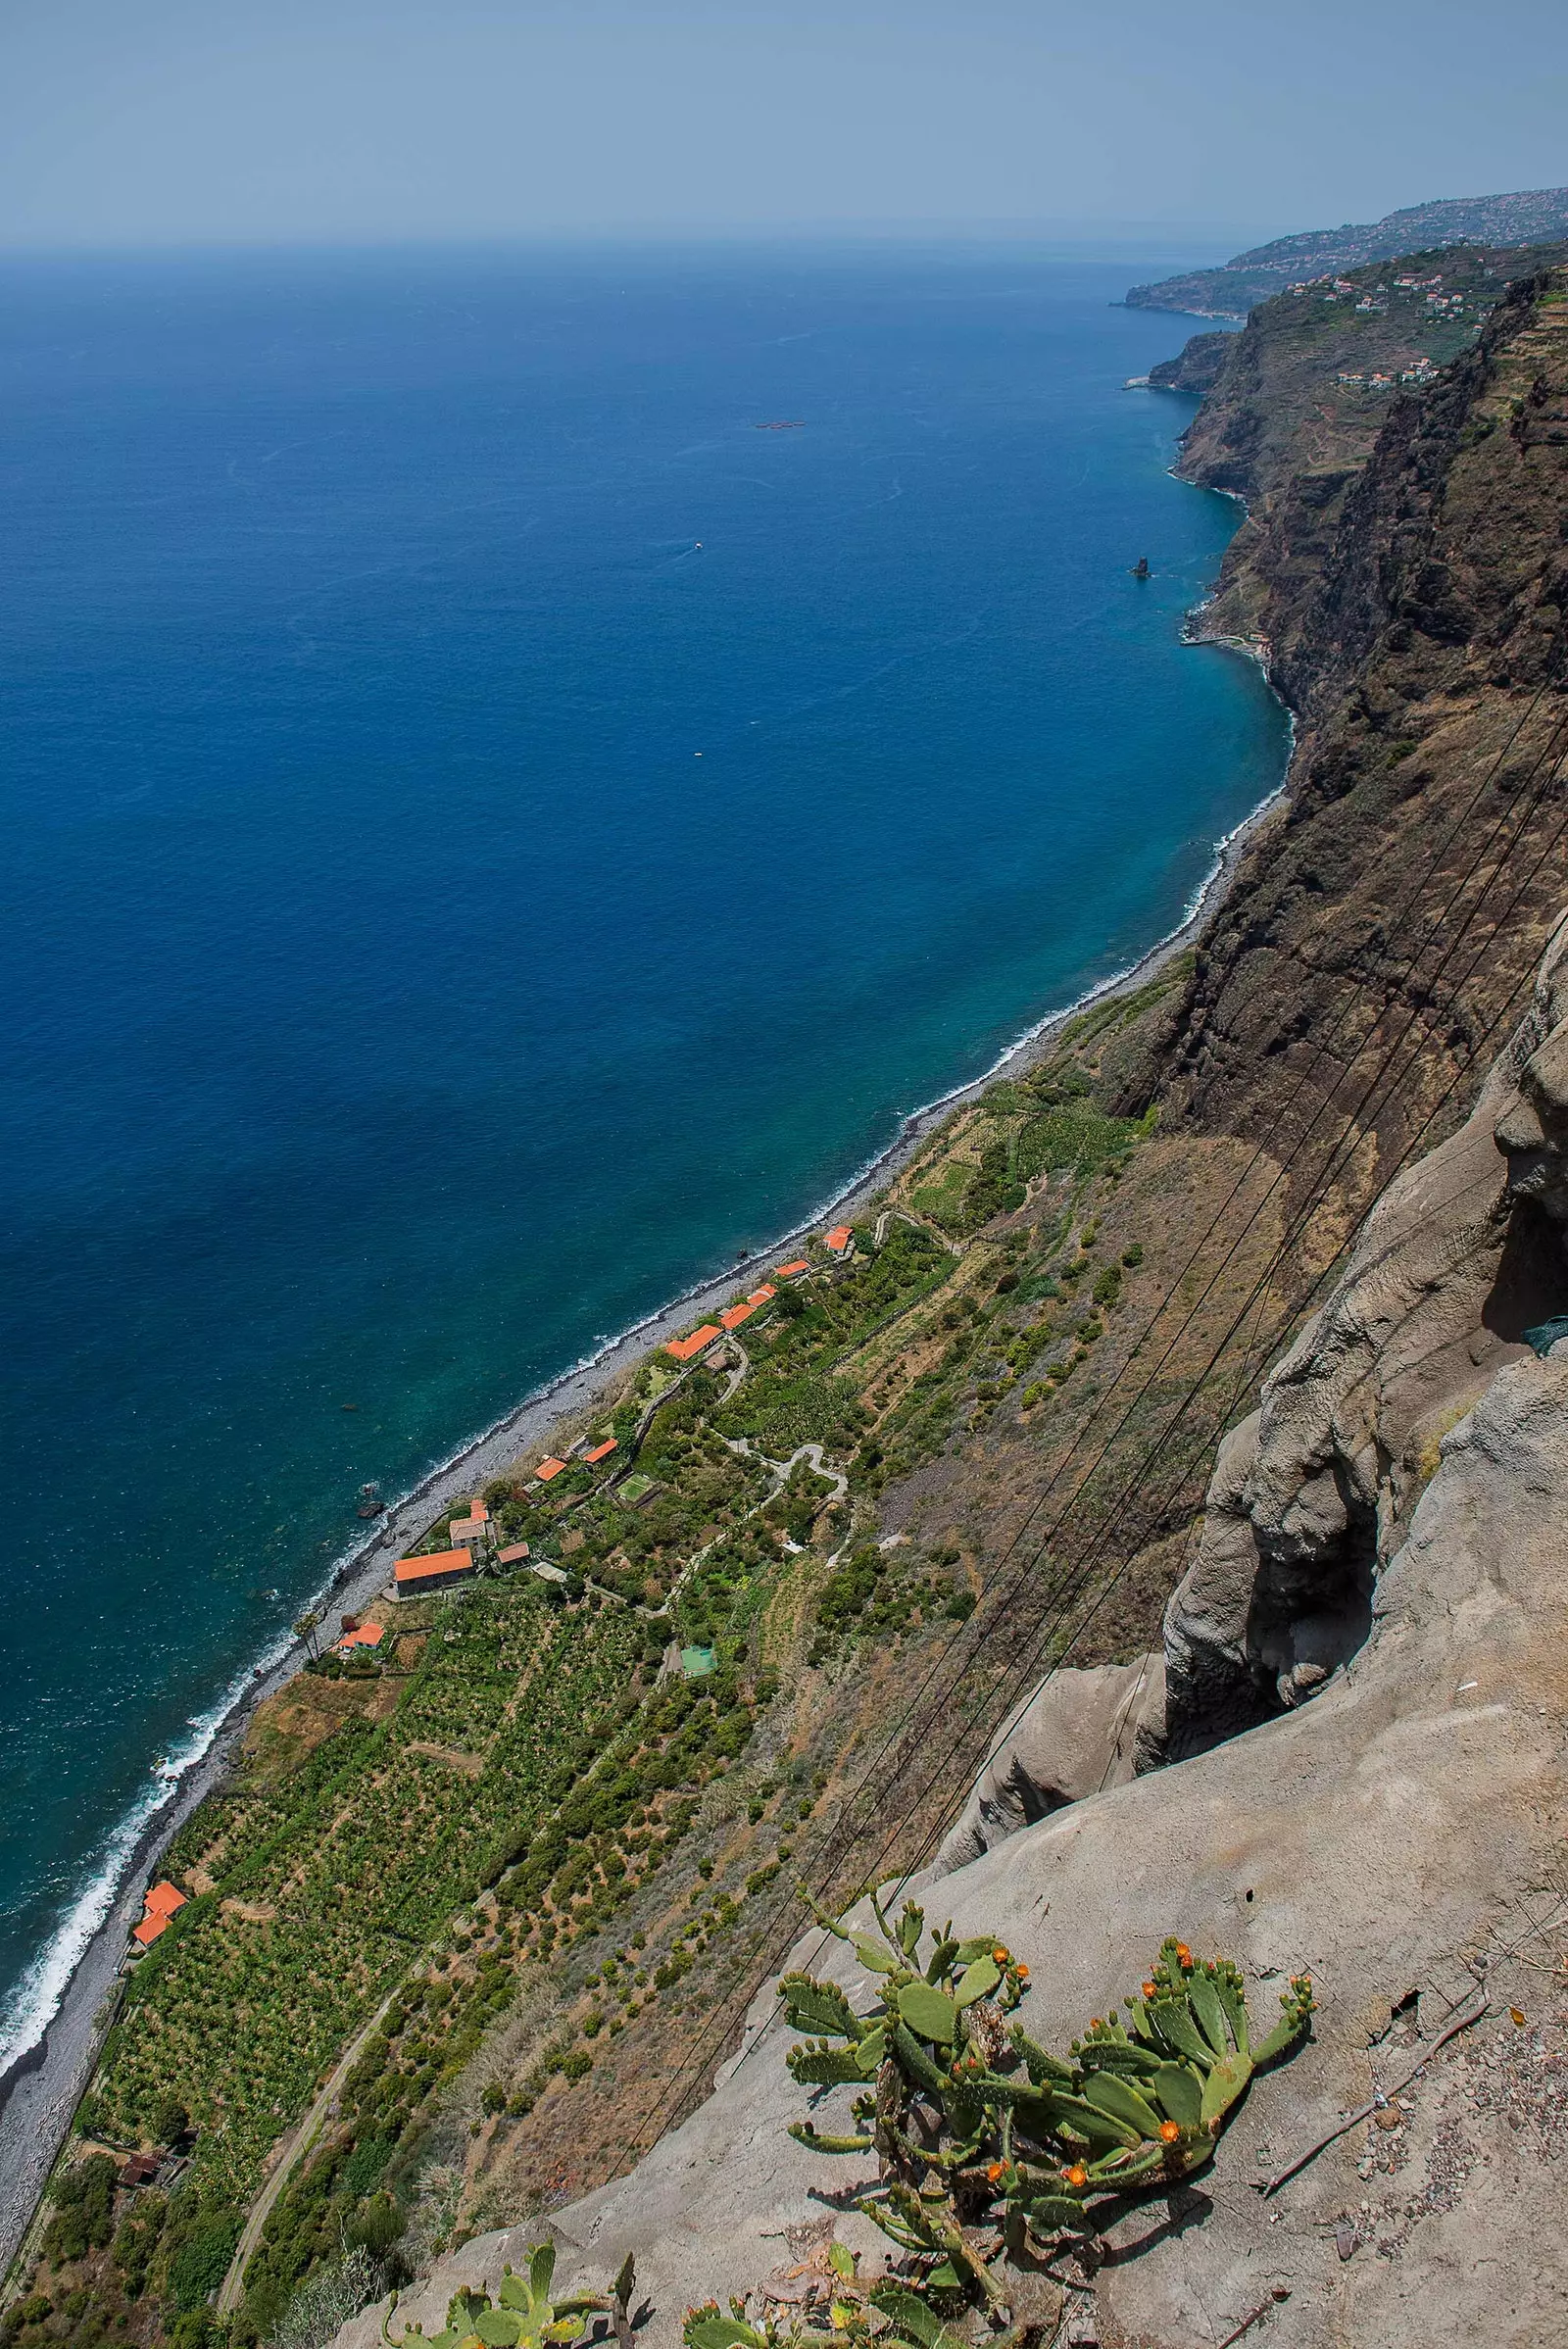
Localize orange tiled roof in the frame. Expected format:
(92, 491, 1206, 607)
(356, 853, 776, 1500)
(824, 1226, 853, 1251)
(333, 1623, 383, 1652)
(719, 1301, 756, 1330)
(664, 1324, 721, 1362)
(394, 1548, 476, 1584)
(535, 1456, 568, 1482)
(748, 1284, 776, 1304)
(132, 1881, 188, 1948)
(775, 1259, 808, 1278)
(583, 1439, 618, 1463)
(497, 1542, 531, 1564)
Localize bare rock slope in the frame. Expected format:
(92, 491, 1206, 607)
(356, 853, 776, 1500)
(1160, 905, 1568, 1758)
(342, 927, 1568, 2349)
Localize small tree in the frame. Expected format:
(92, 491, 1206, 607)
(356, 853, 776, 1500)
(293, 1612, 321, 1661)
(150, 2093, 190, 2148)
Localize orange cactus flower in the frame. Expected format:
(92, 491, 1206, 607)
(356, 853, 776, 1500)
(1015, 1963, 1030, 1980)
(1142, 1981, 1157, 2000)
(1175, 1942, 1193, 1967)
(993, 1946, 1009, 1963)
(1158, 2120, 1181, 2143)
(1063, 2164, 1088, 2188)
(987, 2161, 1005, 2183)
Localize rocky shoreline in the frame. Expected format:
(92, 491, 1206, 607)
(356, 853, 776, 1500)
(0, 738, 1288, 2285)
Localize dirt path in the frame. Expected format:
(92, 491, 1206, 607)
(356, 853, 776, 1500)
(216, 1991, 396, 2314)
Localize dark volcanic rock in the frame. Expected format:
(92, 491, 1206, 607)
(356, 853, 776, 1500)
(1147, 329, 1234, 394)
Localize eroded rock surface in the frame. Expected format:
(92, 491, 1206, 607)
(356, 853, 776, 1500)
(930, 1653, 1165, 1873)
(1161, 906, 1568, 1756)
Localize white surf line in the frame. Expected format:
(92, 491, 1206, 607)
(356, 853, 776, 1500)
(2, 751, 1292, 2081)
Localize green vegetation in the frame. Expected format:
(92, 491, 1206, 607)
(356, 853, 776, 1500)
(236, 1661, 768, 2332)
(386, 2241, 635, 2349)
(28, 992, 1173, 2349)
(96, 1588, 650, 2207)
(40, 2160, 118, 2267)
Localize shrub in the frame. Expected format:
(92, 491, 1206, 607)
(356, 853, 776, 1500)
(42, 2156, 118, 2264)
(346, 2193, 404, 2258)
(340, 2136, 392, 2198)
(150, 2094, 190, 2147)
(814, 1543, 886, 1635)
(168, 2214, 241, 2311)
(271, 2250, 380, 2349)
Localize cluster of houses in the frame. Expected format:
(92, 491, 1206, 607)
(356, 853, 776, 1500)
(381, 1231, 853, 1598)
(662, 1278, 778, 1365)
(659, 1230, 852, 1370)
(1334, 364, 1438, 393)
(388, 1437, 623, 1595)
(1293, 269, 1477, 328)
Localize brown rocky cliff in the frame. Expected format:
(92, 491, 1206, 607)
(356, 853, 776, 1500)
(1176, 248, 1568, 688)
(1157, 268, 1568, 1211)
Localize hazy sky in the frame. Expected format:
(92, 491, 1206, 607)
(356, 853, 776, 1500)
(1, 0, 1564, 249)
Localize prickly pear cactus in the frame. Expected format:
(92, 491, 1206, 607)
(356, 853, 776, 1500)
(683, 2243, 966, 2349)
(782, 1889, 1030, 2173)
(388, 2244, 636, 2349)
(779, 1907, 1313, 2319)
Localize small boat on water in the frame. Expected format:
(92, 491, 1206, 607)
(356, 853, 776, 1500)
(755, 420, 806, 430)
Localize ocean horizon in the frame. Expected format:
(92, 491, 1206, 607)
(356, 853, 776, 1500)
(0, 239, 1289, 2070)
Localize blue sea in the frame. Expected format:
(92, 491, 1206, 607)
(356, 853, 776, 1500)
(0, 241, 1287, 2068)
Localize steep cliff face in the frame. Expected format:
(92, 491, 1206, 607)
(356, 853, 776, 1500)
(1177, 249, 1568, 681)
(1146, 329, 1233, 394)
(1160, 267, 1568, 1207)
(1161, 910, 1568, 1756)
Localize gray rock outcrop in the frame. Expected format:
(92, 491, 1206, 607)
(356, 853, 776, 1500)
(930, 1653, 1164, 1874)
